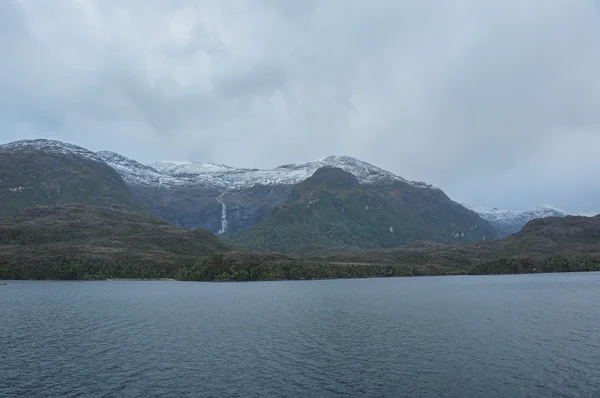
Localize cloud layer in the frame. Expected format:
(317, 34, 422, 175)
(1, 0, 599, 212)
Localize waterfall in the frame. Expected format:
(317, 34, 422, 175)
(216, 191, 227, 234)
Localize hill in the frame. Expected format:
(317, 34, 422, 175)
(0, 205, 598, 281)
(178, 214, 600, 280)
(225, 167, 499, 252)
(0, 204, 228, 280)
(309, 215, 600, 274)
(0, 140, 144, 218)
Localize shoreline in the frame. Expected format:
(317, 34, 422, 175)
(2, 269, 600, 283)
(104, 278, 177, 281)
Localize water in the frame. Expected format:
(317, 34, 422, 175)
(2, 273, 600, 397)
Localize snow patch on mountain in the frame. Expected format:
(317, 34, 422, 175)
(151, 161, 237, 175)
(107, 154, 437, 190)
(97, 151, 164, 186)
(277, 155, 436, 189)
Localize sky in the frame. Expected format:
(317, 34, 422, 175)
(1, 0, 599, 213)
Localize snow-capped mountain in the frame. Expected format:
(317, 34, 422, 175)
(0, 139, 107, 164)
(9, 138, 594, 239)
(99, 153, 437, 190)
(2, 139, 444, 234)
(2, 139, 435, 190)
(0, 139, 146, 215)
(463, 204, 595, 234)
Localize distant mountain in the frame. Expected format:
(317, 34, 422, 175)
(0, 140, 144, 218)
(225, 167, 498, 253)
(464, 204, 596, 234)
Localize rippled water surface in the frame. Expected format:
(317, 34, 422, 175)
(2, 273, 600, 397)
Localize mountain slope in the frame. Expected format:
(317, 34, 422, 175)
(96, 151, 163, 186)
(96, 150, 294, 233)
(0, 203, 228, 279)
(0, 140, 144, 218)
(464, 204, 597, 234)
(225, 167, 498, 253)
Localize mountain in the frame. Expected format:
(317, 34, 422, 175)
(0, 139, 498, 252)
(464, 204, 596, 234)
(3, 139, 599, 281)
(225, 167, 499, 253)
(96, 152, 439, 234)
(0, 203, 228, 280)
(12, 140, 494, 251)
(97, 150, 288, 233)
(0, 140, 144, 218)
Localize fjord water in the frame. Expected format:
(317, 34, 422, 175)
(2, 274, 600, 397)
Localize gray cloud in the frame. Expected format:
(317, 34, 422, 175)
(1, 0, 599, 213)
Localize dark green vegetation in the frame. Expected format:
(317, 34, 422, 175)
(225, 167, 498, 252)
(0, 142, 144, 218)
(307, 215, 600, 275)
(0, 204, 227, 280)
(1, 202, 599, 281)
(205, 215, 600, 281)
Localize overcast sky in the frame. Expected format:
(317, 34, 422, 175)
(1, 0, 599, 213)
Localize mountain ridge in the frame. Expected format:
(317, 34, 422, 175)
(0, 139, 107, 164)
(464, 204, 598, 234)
(98, 151, 438, 190)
